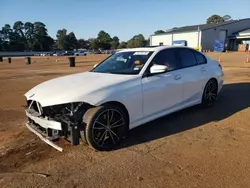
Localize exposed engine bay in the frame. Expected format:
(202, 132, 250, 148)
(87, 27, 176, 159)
(25, 99, 93, 151)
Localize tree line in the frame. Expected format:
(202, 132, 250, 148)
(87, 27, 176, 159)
(0, 22, 54, 52)
(0, 15, 231, 52)
(0, 21, 150, 52)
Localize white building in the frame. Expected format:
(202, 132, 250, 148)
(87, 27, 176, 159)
(150, 18, 250, 51)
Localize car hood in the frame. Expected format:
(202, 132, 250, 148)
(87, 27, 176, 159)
(24, 71, 137, 107)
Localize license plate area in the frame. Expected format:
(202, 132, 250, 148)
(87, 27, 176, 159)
(28, 118, 60, 140)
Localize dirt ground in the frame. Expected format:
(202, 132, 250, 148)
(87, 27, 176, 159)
(0, 52, 250, 188)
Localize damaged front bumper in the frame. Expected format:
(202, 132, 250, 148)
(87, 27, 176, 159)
(25, 109, 62, 131)
(24, 101, 88, 151)
(25, 121, 63, 152)
(25, 109, 64, 151)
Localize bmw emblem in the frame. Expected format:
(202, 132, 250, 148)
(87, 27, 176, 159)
(29, 93, 35, 98)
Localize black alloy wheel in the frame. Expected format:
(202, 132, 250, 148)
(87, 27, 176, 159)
(202, 79, 218, 107)
(82, 105, 128, 151)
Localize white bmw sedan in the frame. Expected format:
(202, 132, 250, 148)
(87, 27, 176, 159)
(24, 46, 224, 151)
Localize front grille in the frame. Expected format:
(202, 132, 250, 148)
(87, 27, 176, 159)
(27, 100, 32, 107)
(27, 100, 42, 114)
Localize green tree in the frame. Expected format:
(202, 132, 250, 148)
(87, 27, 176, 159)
(9, 31, 25, 51)
(65, 32, 77, 50)
(52, 40, 59, 50)
(112, 36, 119, 43)
(206, 14, 225, 24)
(0, 21, 54, 51)
(89, 38, 99, 50)
(146, 37, 150, 46)
(0, 23, 26, 51)
(97, 30, 112, 49)
(85, 39, 90, 49)
(127, 34, 146, 48)
(13, 21, 26, 51)
(154, 30, 165, 35)
(33, 22, 53, 51)
(0, 30, 3, 50)
(118, 41, 127, 49)
(56, 29, 67, 50)
(1, 24, 12, 50)
(56, 30, 77, 50)
(77, 39, 88, 49)
(24, 22, 34, 50)
(43, 36, 54, 51)
(110, 36, 120, 49)
(13, 21, 25, 38)
(0, 24, 25, 51)
(1, 24, 12, 40)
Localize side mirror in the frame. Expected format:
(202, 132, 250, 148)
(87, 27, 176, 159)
(150, 64, 168, 74)
(93, 64, 98, 68)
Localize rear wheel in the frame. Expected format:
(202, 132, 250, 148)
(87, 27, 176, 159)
(82, 104, 128, 151)
(201, 79, 218, 107)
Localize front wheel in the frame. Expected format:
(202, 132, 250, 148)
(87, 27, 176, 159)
(201, 79, 218, 107)
(82, 105, 128, 151)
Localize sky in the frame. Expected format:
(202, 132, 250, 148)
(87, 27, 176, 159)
(1, 0, 250, 41)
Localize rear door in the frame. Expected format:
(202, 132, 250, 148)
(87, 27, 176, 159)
(176, 48, 208, 104)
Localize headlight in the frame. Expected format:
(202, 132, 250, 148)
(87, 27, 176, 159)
(42, 102, 90, 118)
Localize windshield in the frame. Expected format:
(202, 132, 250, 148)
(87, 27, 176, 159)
(91, 51, 154, 75)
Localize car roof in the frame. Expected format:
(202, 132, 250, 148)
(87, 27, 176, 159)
(117, 45, 197, 53)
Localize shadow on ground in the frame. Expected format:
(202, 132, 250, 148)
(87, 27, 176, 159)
(119, 82, 250, 149)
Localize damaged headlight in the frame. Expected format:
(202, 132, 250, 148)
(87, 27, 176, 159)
(43, 102, 92, 122)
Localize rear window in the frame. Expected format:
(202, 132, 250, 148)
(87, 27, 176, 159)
(178, 48, 197, 68)
(194, 51, 207, 64)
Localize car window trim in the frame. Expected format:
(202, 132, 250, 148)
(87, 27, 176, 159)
(191, 49, 207, 65)
(142, 48, 179, 78)
(89, 54, 114, 72)
(176, 48, 199, 69)
(90, 51, 154, 74)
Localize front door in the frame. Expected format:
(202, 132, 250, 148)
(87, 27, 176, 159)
(142, 48, 183, 117)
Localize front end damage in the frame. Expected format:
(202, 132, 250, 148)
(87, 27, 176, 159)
(24, 99, 93, 151)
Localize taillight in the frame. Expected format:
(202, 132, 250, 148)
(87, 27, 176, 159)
(215, 60, 222, 70)
(218, 63, 222, 69)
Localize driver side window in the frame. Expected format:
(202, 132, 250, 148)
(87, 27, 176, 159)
(151, 49, 178, 72)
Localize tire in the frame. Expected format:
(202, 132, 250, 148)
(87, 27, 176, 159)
(80, 123, 88, 144)
(201, 79, 218, 107)
(82, 104, 128, 151)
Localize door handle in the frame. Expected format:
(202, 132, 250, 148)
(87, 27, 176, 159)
(174, 74, 181, 80)
(200, 67, 206, 72)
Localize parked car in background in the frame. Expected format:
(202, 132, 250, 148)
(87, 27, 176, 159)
(63, 51, 74, 56)
(46, 52, 53, 56)
(53, 52, 64, 56)
(75, 50, 87, 56)
(101, 50, 116, 54)
(92, 49, 102, 54)
(24, 46, 224, 152)
(40, 52, 53, 56)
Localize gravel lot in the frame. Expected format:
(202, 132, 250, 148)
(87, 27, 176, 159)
(0, 53, 250, 188)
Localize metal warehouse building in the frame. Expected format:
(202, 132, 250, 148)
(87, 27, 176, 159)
(150, 18, 250, 51)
